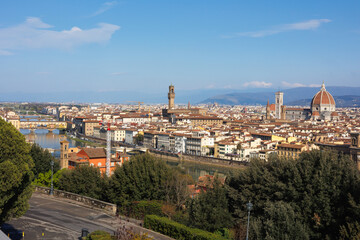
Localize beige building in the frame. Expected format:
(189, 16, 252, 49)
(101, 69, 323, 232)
(82, 120, 99, 136)
(7, 117, 20, 130)
(277, 143, 319, 159)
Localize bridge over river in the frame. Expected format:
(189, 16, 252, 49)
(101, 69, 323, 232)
(20, 121, 67, 131)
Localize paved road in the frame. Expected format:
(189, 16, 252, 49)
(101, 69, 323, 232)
(1, 193, 173, 240)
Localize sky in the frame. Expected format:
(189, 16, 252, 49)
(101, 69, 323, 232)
(0, 0, 359, 94)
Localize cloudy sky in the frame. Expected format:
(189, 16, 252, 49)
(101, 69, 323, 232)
(0, 0, 359, 93)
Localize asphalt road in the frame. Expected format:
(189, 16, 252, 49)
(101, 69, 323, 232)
(1, 193, 173, 240)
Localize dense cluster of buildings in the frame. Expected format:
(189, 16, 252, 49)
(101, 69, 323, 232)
(2, 83, 360, 172)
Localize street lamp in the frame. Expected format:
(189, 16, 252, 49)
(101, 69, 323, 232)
(50, 160, 54, 196)
(246, 201, 253, 240)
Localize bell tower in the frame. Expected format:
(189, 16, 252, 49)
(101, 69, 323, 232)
(266, 100, 271, 120)
(60, 140, 69, 169)
(275, 91, 283, 119)
(168, 84, 175, 109)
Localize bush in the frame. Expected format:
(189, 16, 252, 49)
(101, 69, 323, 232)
(119, 200, 163, 219)
(144, 215, 229, 240)
(86, 230, 112, 240)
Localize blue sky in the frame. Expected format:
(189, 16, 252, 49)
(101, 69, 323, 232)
(0, 0, 359, 94)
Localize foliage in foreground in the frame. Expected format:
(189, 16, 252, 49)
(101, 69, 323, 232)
(108, 153, 192, 209)
(58, 165, 107, 200)
(0, 118, 34, 224)
(187, 179, 232, 232)
(118, 200, 163, 220)
(33, 169, 65, 188)
(144, 215, 228, 240)
(226, 150, 360, 239)
(30, 143, 60, 177)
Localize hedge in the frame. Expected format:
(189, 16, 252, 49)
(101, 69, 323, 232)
(144, 215, 228, 240)
(118, 200, 163, 219)
(86, 230, 112, 240)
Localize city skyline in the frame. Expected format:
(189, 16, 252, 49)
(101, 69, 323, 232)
(0, 1, 360, 93)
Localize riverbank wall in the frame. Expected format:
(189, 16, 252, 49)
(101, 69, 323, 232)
(149, 150, 247, 169)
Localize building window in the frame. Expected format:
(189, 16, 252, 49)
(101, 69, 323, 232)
(90, 163, 94, 166)
(98, 162, 102, 166)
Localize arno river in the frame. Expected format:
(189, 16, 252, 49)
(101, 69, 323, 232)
(20, 129, 230, 181)
(20, 129, 84, 158)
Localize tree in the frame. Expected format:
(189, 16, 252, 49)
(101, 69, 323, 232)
(187, 178, 232, 232)
(0, 118, 34, 224)
(33, 169, 65, 188)
(134, 134, 144, 145)
(58, 165, 106, 200)
(226, 150, 360, 239)
(164, 170, 192, 209)
(108, 153, 171, 206)
(30, 143, 59, 177)
(251, 201, 309, 240)
(108, 153, 191, 208)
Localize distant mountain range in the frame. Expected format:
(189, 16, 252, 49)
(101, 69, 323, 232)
(201, 86, 360, 107)
(0, 88, 238, 104)
(288, 95, 360, 108)
(1, 86, 360, 107)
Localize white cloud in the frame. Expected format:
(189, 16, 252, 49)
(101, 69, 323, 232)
(243, 81, 272, 88)
(234, 19, 331, 38)
(0, 49, 13, 56)
(0, 17, 120, 55)
(92, 1, 118, 16)
(205, 84, 216, 89)
(282, 81, 321, 88)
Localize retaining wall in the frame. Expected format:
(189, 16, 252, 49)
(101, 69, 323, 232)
(34, 186, 117, 216)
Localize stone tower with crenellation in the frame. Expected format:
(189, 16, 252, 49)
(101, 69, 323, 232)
(168, 84, 175, 109)
(60, 140, 69, 169)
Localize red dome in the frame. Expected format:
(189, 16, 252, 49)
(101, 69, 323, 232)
(312, 111, 320, 116)
(311, 83, 335, 106)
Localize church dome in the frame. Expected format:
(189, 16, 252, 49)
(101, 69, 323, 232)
(312, 111, 320, 116)
(311, 82, 335, 106)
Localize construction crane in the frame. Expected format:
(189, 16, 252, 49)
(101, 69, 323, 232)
(99, 120, 111, 177)
(126, 101, 144, 113)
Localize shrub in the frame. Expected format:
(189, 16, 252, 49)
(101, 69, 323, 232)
(86, 230, 112, 240)
(118, 200, 163, 219)
(144, 215, 229, 240)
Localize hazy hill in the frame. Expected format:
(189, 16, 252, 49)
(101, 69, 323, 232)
(200, 86, 360, 106)
(288, 95, 360, 108)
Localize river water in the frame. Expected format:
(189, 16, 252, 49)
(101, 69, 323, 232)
(20, 129, 232, 181)
(20, 129, 85, 158)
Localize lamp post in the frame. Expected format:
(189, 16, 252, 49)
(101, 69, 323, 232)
(50, 160, 54, 196)
(246, 201, 253, 240)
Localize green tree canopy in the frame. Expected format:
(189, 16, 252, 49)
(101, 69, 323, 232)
(187, 178, 232, 232)
(226, 150, 360, 239)
(30, 143, 59, 177)
(108, 153, 191, 207)
(58, 165, 106, 200)
(0, 118, 34, 224)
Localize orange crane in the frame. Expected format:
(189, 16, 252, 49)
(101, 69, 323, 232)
(126, 101, 144, 112)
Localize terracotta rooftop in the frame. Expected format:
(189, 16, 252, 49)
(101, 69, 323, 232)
(81, 148, 106, 158)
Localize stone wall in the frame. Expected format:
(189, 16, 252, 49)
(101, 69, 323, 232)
(34, 186, 117, 216)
